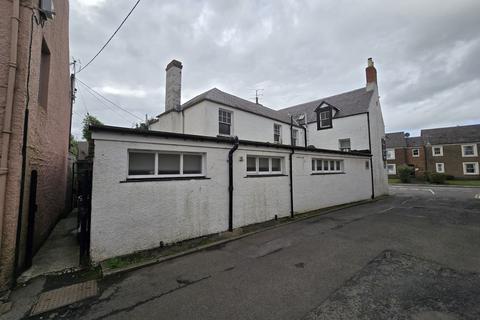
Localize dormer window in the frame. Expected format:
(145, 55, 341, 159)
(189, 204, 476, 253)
(315, 102, 336, 130)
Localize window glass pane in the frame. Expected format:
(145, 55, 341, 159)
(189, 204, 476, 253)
(312, 159, 315, 171)
(259, 158, 269, 172)
(158, 154, 180, 174)
(129, 152, 155, 175)
(316, 160, 323, 171)
(183, 154, 202, 174)
(247, 157, 256, 172)
(323, 160, 329, 171)
(466, 164, 475, 173)
(271, 158, 281, 172)
(464, 146, 474, 155)
(330, 160, 335, 171)
(336, 161, 341, 171)
(321, 119, 330, 127)
(339, 139, 351, 150)
(219, 123, 230, 135)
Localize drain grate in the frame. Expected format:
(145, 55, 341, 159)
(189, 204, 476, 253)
(30, 280, 98, 316)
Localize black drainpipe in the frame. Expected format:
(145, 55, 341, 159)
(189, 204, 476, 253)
(367, 112, 375, 199)
(302, 124, 307, 148)
(289, 117, 295, 218)
(228, 136, 239, 231)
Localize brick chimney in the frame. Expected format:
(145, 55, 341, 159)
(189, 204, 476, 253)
(165, 59, 183, 112)
(365, 57, 377, 91)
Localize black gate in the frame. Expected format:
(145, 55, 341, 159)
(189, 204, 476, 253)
(76, 160, 93, 264)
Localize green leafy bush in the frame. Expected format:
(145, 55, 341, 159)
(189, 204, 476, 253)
(445, 175, 455, 180)
(429, 173, 446, 184)
(397, 165, 415, 183)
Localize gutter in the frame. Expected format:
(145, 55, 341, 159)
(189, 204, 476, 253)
(0, 0, 20, 257)
(228, 136, 239, 231)
(90, 125, 371, 158)
(366, 112, 375, 199)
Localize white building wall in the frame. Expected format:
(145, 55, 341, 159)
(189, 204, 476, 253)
(90, 131, 372, 262)
(151, 100, 305, 146)
(367, 86, 389, 196)
(306, 113, 370, 150)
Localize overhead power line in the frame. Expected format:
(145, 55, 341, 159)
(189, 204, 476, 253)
(77, 0, 141, 73)
(76, 78, 144, 121)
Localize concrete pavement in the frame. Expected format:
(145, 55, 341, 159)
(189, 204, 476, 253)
(16, 185, 480, 319)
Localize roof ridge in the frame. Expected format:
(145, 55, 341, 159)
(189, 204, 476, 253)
(279, 86, 367, 111)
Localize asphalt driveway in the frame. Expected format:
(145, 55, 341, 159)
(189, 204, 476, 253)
(29, 185, 480, 319)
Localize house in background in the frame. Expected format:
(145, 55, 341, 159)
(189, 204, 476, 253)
(386, 124, 480, 178)
(151, 58, 388, 197)
(0, 0, 71, 290)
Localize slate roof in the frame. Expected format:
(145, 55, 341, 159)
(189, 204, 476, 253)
(278, 87, 374, 123)
(156, 86, 374, 126)
(406, 137, 423, 147)
(421, 124, 480, 145)
(385, 132, 407, 148)
(163, 88, 293, 124)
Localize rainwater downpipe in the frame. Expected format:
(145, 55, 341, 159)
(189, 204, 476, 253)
(0, 0, 20, 256)
(289, 117, 294, 218)
(14, 10, 36, 279)
(367, 112, 375, 199)
(228, 136, 239, 231)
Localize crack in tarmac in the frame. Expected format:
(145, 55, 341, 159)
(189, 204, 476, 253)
(90, 275, 212, 320)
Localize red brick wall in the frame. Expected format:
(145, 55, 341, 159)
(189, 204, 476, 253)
(426, 144, 480, 179)
(0, 0, 70, 289)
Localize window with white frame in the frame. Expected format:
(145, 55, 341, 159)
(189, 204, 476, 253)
(463, 162, 479, 175)
(319, 110, 331, 128)
(274, 124, 282, 144)
(387, 164, 396, 175)
(432, 145, 443, 156)
(311, 158, 343, 173)
(462, 144, 478, 157)
(386, 148, 395, 160)
(339, 139, 351, 152)
(412, 148, 420, 157)
(128, 151, 204, 178)
(246, 156, 283, 175)
(292, 129, 298, 146)
(219, 109, 232, 135)
(435, 163, 445, 173)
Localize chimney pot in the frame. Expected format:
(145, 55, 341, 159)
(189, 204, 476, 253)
(165, 59, 183, 112)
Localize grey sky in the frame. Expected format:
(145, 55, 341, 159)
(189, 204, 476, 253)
(70, 0, 480, 139)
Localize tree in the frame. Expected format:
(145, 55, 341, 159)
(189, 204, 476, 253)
(70, 134, 79, 157)
(135, 117, 156, 130)
(82, 114, 103, 141)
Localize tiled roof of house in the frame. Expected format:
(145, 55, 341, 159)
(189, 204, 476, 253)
(177, 88, 293, 124)
(385, 132, 407, 148)
(278, 87, 374, 123)
(157, 86, 373, 126)
(421, 124, 480, 145)
(406, 136, 423, 147)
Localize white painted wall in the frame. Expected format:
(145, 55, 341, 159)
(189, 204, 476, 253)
(151, 101, 306, 146)
(90, 131, 372, 262)
(306, 113, 370, 150)
(366, 86, 389, 196)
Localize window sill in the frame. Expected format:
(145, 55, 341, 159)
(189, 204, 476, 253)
(121, 176, 210, 183)
(244, 174, 287, 178)
(311, 172, 345, 175)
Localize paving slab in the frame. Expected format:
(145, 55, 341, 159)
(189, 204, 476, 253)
(30, 280, 98, 316)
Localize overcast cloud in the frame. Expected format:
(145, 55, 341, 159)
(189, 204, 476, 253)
(70, 0, 480, 139)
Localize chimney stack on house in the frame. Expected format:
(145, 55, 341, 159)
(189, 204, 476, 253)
(365, 57, 377, 91)
(165, 59, 183, 112)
